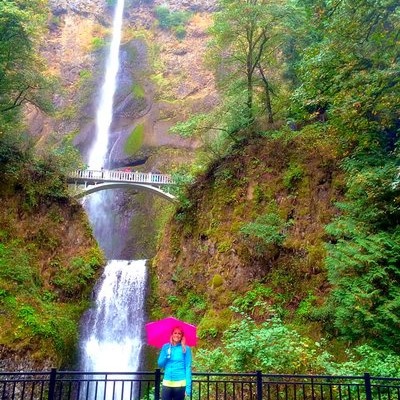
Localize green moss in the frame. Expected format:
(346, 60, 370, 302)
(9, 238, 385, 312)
(211, 274, 223, 288)
(217, 240, 231, 253)
(283, 162, 305, 190)
(91, 37, 105, 51)
(124, 124, 145, 155)
(197, 309, 233, 340)
(132, 82, 145, 99)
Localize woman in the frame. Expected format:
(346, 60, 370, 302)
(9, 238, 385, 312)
(158, 327, 192, 399)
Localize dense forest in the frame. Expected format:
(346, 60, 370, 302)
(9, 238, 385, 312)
(0, 0, 399, 374)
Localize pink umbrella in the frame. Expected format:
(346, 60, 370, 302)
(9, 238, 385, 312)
(145, 317, 197, 348)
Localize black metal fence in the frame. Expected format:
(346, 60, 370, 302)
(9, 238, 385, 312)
(1, 370, 399, 400)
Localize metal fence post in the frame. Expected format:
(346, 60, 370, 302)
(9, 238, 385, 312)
(48, 368, 57, 400)
(256, 370, 263, 400)
(155, 369, 161, 400)
(364, 373, 372, 400)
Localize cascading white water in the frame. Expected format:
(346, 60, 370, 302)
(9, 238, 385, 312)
(83, 0, 126, 258)
(88, 0, 125, 170)
(79, 0, 147, 382)
(81, 260, 146, 372)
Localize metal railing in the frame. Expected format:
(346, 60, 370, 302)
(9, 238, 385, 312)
(1, 370, 399, 400)
(68, 170, 174, 185)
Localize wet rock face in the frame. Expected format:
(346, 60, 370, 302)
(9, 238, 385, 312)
(48, 0, 107, 18)
(154, 0, 217, 12)
(0, 345, 53, 371)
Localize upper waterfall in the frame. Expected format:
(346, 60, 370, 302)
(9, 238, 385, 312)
(88, 0, 125, 170)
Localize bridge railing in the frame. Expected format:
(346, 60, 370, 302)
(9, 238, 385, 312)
(69, 170, 174, 185)
(1, 370, 399, 400)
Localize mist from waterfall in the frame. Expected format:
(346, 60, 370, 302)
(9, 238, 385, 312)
(79, 0, 147, 378)
(80, 260, 146, 372)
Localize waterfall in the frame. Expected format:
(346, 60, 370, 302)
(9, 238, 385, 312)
(79, 0, 147, 379)
(80, 260, 146, 372)
(88, 0, 125, 170)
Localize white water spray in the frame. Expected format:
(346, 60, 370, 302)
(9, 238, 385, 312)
(81, 260, 146, 372)
(88, 0, 125, 170)
(80, 0, 147, 380)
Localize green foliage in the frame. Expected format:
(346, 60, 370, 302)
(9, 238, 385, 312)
(169, 291, 207, 325)
(170, 114, 209, 138)
(169, 169, 195, 211)
(91, 37, 106, 51)
(197, 309, 232, 340)
(208, 0, 293, 125)
(296, 292, 318, 318)
(132, 82, 145, 99)
(0, 241, 40, 287)
(195, 315, 329, 374)
(324, 345, 400, 377)
(124, 124, 145, 155)
(52, 249, 103, 298)
(0, 129, 28, 176)
(165, 0, 399, 374)
(154, 6, 189, 29)
(241, 212, 290, 246)
(0, 0, 54, 120)
(232, 284, 273, 316)
(283, 162, 304, 190)
(154, 6, 190, 38)
(291, 0, 399, 136)
(195, 314, 400, 376)
(173, 25, 186, 39)
(14, 301, 84, 358)
(79, 69, 92, 80)
(211, 274, 223, 288)
(325, 155, 400, 350)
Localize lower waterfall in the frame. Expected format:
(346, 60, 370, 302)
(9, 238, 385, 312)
(80, 259, 147, 372)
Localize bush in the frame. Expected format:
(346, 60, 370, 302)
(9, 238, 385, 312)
(194, 315, 330, 374)
(283, 162, 304, 190)
(325, 157, 400, 351)
(154, 6, 190, 37)
(240, 212, 290, 246)
(52, 249, 103, 298)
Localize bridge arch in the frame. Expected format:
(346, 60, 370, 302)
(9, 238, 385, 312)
(72, 182, 176, 202)
(67, 169, 177, 203)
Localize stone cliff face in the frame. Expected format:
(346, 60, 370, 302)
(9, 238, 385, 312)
(24, 0, 218, 262)
(30, 0, 217, 170)
(152, 134, 343, 339)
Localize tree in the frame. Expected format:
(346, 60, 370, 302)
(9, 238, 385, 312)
(291, 0, 400, 137)
(0, 0, 53, 120)
(209, 0, 289, 126)
(289, 0, 400, 351)
(325, 158, 400, 351)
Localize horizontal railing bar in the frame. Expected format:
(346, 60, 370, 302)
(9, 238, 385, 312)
(68, 170, 174, 185)
(55, 371, 158, 375)
(262, 381, 365, 386)
(261, 374, 365, 380)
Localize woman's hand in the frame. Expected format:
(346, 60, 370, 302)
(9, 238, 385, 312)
(181, 336, 186, 353)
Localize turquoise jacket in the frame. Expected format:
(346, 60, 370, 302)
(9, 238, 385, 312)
(158, 343, 192, 395)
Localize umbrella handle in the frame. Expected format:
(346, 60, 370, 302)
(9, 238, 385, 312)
(167, 345, 171, 359)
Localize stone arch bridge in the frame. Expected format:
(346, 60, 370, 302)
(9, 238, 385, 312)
(67, 169, 176, 202)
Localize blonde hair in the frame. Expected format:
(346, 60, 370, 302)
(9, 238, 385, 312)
(171, 326, 184, 336)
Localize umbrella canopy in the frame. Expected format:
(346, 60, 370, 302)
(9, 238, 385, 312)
(145, 317, 197, 348)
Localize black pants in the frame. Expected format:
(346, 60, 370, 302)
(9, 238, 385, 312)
(161, 385, 186, 400)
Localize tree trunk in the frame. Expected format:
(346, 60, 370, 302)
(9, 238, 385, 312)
(258, 64, 273, 124)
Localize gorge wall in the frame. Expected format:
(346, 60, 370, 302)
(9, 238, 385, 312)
(152, 132, 344, 342)
(1, 0, 219, 369)
(27, 0, 219, 260)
